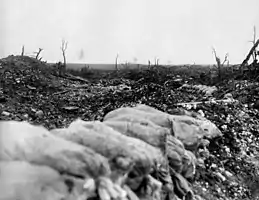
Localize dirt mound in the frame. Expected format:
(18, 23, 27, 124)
(0, 55, 63, 94)
(0, 56, 87, 127)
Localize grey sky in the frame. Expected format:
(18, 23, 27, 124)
(1, 0, 259, 64)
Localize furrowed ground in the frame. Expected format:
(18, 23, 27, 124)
(1, 55, 259, 200)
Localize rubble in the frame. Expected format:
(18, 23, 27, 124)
(1, 55, 259, 200)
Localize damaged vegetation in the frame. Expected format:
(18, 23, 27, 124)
(0, 34, 259, 200)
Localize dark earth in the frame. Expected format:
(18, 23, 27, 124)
(1, 55, 259, 200)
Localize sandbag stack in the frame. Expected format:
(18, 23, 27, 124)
(0, 104, 222, 200)
(103, 104, 222, 199)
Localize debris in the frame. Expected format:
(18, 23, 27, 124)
(223, 93, 233, 100)
(2, 111, 11, 116)
(1, 55, 259, 200)
(62, 106, 79, 111)
(35, 110, 44, 118)
(215, 172, 226, 182)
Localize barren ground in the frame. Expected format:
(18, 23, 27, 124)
(1, 55, 259, 200)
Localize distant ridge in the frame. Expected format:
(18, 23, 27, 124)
(50, 62, 219, 71)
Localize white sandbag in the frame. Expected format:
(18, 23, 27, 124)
(104, 114, 162, 129)
(181, 150, 197, 179)
(169, 115, 222, 150)
(103, 120, 169, 150)
(51, 120, 165, 175)
(104, 106, 221, 150)
(0, 121, 111, 179)
(0, 161, 87, 200)
(133, 105, 221, 143)
(134, 104, 166, 115)
(104, 107, 172, 128)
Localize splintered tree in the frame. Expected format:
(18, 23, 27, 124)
(34, 48, 43, 60)
(240, 27, 259, 73)
(60, 40, 68, 76)
(249, 26, 258, 62)
(156, 58, 159, 66)
(21, 45, 25, 56)
(212, 47, 229, 80)
(61, 39, 68, 68)
(241, 39, 259, 72)
(154, 57, 159, 66)
(115, 54, 119, 71)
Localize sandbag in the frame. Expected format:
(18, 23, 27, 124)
(181, 150, 197, 179)
(104, 106, 221, 150)
(167, 150, 182, 173)
(103, 120, 169, 151)
(170, 169, 193, 200)
(133, 175, 162, 200)
(104, 114, 162, 129)
(125, 105, 221, 151)
(103, 107, 172, 129)
(166, 135, 186, 158)
(169, 115, 222, 150)
(171, 115, 222, 139)
(104, 118, 189, 176)
(51, 120, 165, 175)
(0, 161, 87, 200)
(103, 113, 197, 177)
(134, 104, 167, 115)
(165, 135, 197, 177)
(0, 121, 110, 179)
(102, 119, 180, 196)
(132, 105, 206, 149)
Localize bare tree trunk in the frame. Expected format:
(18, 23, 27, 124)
(62, 51, 66, 66)
(21, 45, 24, 56)
(35, 48, 43, 60)
(154, 57, 159, 66)
(60, 40, 68, 75)
(212, 47, 228, 80)
(148, 60, 151, 68)
(115, 54, 119, 71)
(61, 40, 68, 67)
(212, 48, 222, 80)
(251, 26, 257, 61)
(240, 39, 259, 69)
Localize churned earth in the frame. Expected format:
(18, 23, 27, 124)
(1, 55, 259, 200)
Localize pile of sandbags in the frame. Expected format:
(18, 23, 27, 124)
(50, 119, 166, 200)
(102, 104, 222, 199)
(104, 104, 221, 151)
(0, 104, 222, 200)
(0, 121, 126, 200)
(0, 161, 87, 200)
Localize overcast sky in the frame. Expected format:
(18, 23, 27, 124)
(1, 0, 259, 64)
